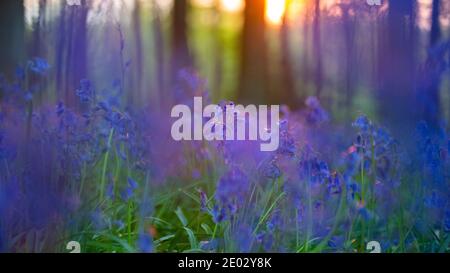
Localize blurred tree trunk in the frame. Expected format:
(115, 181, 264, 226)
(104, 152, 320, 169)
(31, 0, 47, 58)
(131, 0, 144, 104)
(377, 0, 417, 135)
(64, 0, 89, 107)
(312, 0, 323, 98)
(279, 0, 297, 108)
(342, 4, 357, 114)
(212, 0, 223, 102)
(30, 0, 48, 104)
(171, 0, 192, 85)
(152, 1, 166, 105)
(421, 0, 442, 128)
(56, 3, 66, 97)
(0, 0, 25, 78)
(430, 0, 441, 46)
(300, 3, 311, 101)
(370, 7, 379, 94)
(239, 0, 267, 104)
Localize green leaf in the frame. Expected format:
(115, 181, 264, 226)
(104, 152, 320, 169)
(175, 207, 188, 227)
(154, 234, 176, 245)
(201, 223, 213, 235)
(184, 227, 198, 249)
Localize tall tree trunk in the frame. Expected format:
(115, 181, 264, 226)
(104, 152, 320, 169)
(430, 0, 441, 46)
(312, 0, 323, 98)
(300, 3, 311, 102)
(171, 0, 191, 86)
(239, 0, 267, 104)
(56, 3, 66, 97)
(279, 0, 297, 108)
(421, 0, 442, 128)
(152, 1, 165, 106)
(0, 0, 25, 78)
(65, 0, 89, 107)
(212, 0, 223, 102)
(132, 0, 144, 104)
(31, 0, 47, 58)
(29, 0, 48, 105)
(342, 4, 357, 114)
(377, 0, 417, 135)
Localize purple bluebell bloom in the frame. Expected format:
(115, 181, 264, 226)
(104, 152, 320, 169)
(28, 57, 50, 75)
(137, 233, 153, 253)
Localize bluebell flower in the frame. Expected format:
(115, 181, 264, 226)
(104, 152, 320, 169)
(121, 177, 139, 201)
(212, 205, 226, 223)
(328, 236, 345, 250)
(216, 167, 249, 205)
(212, 167, 250, 223)
(137, 233, 153, 253)
(444, 210, 450, 233)
(299, 157, 330, 184)
(352, 115, 372, 133)
(256, 232, 265, 244)
(314, 200, 322, 210)
(28, 57, 50, 75)
(347, 180, 361, 201)
(56, 101, 65, 117)
(304, 96, 329, 126)
(261, 161, 282, 179)
(278, 119, 289, 132)
(327, 173, 342, 195)
(76, 79, 94, 103)
(127, 177, 138, 189)
(277, 132, 296, 156)
(97, 101, 111, 112)
(104, 110, 131, 138)
(91, 208, 107, 230)
(415, 122, 447, 187)
(200, 239, 218, 252)
(199, 190, 208, 212)
(374, 127, 392, 145)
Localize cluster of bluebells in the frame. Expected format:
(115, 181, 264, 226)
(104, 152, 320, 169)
(0, 58, 154, 252)
(194, 99, 343, 251)
(197, 100, 449, 252)
(212, 167, 250, 223)
(414, 121, 450, 232)
(1, 55, 449, 253)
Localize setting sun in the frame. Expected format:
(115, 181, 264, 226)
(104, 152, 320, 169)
(266, 0, 286, 25)
(219, 0, 288, 25)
